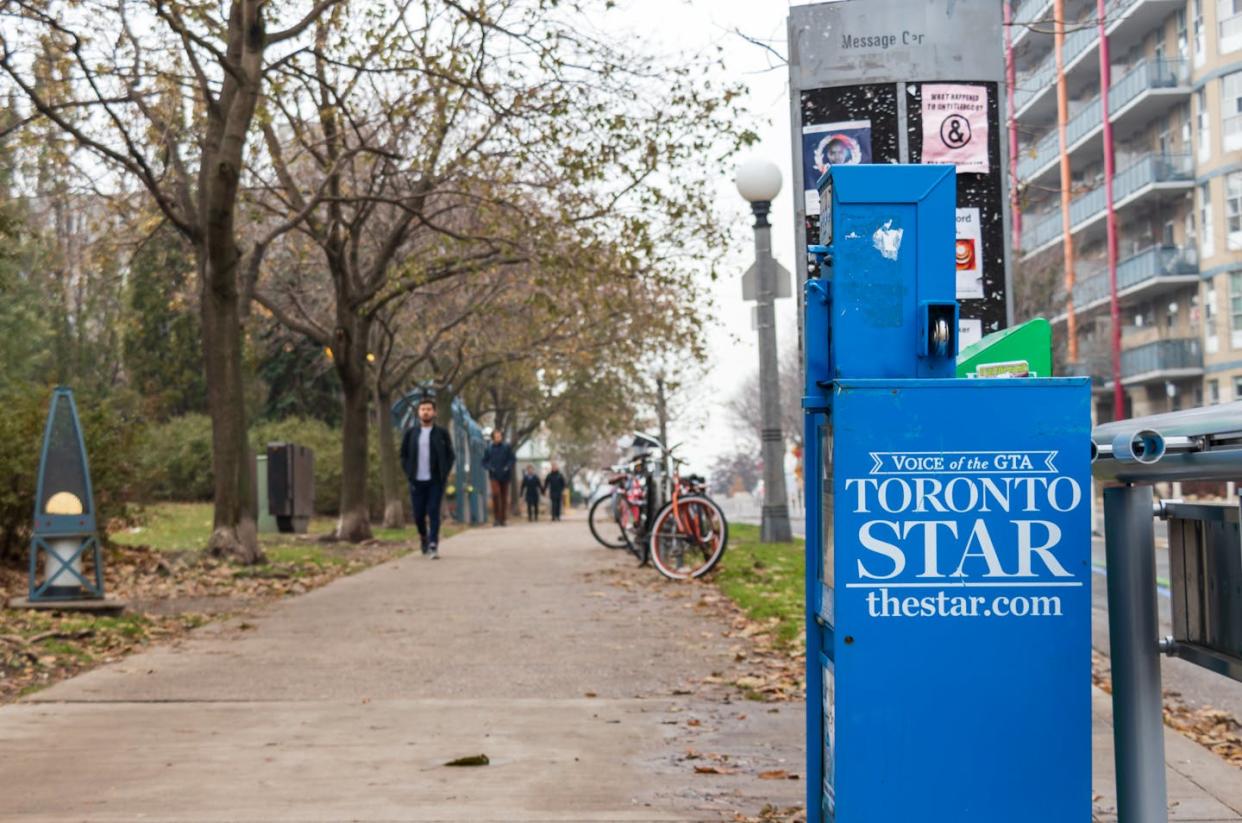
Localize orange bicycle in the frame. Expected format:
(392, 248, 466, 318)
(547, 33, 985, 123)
(647, 455, 728, 580)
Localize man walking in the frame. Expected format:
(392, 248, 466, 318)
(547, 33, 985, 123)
(482, 428, 515, 526)
(520, 465, 542, 521)
(399, 397, 455, 559)
(543, 463, 567, 521)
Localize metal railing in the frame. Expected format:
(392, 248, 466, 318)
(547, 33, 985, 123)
(1067, 153, 1193, 228)
(1120, 337, 1203, 380)
(1017, 59, 1188, 182)
(1065, 245, 1199, 310)
(1012, 0, 1159, 113)
(1117, 243, 1199, 286)
(1109, 57, 1189, 111)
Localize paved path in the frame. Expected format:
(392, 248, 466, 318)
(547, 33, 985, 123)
(0, 514, 802, 822)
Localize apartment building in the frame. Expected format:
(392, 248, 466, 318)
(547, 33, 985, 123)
(1010, 0, 1242, 419)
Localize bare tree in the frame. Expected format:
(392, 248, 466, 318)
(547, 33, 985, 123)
(1, 0, 345, 562)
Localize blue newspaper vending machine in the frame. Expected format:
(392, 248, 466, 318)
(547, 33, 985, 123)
(802, 165, 1092, 822)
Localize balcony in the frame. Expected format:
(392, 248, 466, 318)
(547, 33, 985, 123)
(1017, 58, 1190, 187)
(1014, 0, 1188, 124)
(1011, 0, 1052, 48)
(1050, 245, 1200, 322)
(1021, 153, 1194, 257)
(1014, 23, 1097, 114)
(1120, 338, 1203, 385)
(1062, 358, 1107, 386)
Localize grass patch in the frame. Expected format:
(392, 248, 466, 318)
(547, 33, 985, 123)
(715, 523, 805, 648)
(112, 502, 461, 554)
(112, 503, 214, 552)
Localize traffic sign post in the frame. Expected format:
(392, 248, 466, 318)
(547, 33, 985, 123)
(803, 165, 1092, 822)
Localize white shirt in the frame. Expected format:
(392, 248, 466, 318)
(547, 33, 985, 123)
(416, 425, 433, 481)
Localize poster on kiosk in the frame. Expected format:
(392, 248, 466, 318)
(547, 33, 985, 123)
(788, 0, 1013, 350)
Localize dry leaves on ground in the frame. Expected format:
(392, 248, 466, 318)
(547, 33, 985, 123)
(1093, 650, 1241, 769)
(0, 538, 416, 704)
(588, 565, 805, 704)
(732, 805, 806, 823)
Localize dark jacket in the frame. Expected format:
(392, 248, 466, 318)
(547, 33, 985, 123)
(482, 441, 516, 483)
(520, 473, 543, 503)
(399, 424, 455, 485)
(543, 470, 567, 496)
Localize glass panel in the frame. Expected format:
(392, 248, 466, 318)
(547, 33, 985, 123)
(41, 394, 90, 515)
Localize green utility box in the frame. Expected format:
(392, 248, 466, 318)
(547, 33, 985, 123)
(957, 318, 1053, 378)
(255, 455, 278, 534)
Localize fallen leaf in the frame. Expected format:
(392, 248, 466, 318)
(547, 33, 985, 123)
(759, 769, 799, 780)
(444, 754, 490, 767)
(694, 765, 738, 775)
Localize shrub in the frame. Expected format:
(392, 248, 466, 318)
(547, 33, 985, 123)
(0, 386, 141, 565)
(135, 413, 214, 502)
(133, 414, 386, 518)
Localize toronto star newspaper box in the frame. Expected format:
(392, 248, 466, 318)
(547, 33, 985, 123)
(802, 165, 1092, 822)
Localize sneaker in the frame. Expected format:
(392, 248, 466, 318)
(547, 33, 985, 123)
(429, 545, 439, 559)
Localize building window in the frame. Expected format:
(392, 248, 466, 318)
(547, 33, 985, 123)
(1223, 0, 1242, 53)
(1225, 71, 1242, 150)
(1209, 378, 1221, 404)
(1229, 173, 1242, 249)
(1207, 284, 1220, 353)
(1234, 375, 1242, 399)
(1230, 272, 1242, 347)
(1196, 0, 1207, 65)
(1201, 181, 1216, 257)
(1198, 88, 1212, 161)
(1179, 9, 1190, 60)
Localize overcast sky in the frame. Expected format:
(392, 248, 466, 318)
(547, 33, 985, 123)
(600, 1, 806, 469)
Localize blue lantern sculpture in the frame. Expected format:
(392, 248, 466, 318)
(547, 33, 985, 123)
(28, 387, 105, 601)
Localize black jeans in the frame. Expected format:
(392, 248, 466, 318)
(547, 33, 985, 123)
(409, 480, 445, 547)
(550, 494, 562, 520)
(526, 499, 539, 521)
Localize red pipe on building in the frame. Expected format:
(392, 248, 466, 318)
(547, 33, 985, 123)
(1005, 0, 1021, 251)
(1098, 0, 1122, 419)
(1055, 0, 1079, 363)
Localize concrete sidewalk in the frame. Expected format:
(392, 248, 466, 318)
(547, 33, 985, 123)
(0, 513, 1239, 821)
(1092, 687, 1242, 821)
(0, 515, 803, 822)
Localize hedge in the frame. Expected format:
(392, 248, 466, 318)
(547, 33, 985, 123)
(137, 414, 385, 517)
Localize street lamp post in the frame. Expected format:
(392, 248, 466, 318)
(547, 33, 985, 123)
(736, 158, 793, 543)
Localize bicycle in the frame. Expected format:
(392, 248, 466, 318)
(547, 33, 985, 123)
(616, 452, 655, 565)
(647, 455, 728, 580)
(588, 465, 631, 550)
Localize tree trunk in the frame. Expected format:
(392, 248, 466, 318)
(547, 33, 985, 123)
(197, 3, 267, 564)
(200, 250, 263, 564)
(376, 384, 405, 529)
(334, 314, 374, 542)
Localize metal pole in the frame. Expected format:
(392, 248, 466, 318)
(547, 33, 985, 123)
(1098, 0, 1124, 420)
(752, 200, 793, 543)
(803, 408, 825, 823)
(1055, 0, 1079, 363)
(1102, 484, 1168, 823)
